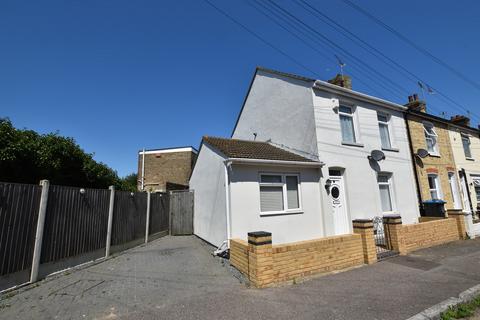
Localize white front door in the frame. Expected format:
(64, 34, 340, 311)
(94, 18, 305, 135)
(460, 174, 472, 214)
(448, 172, 462, 210)
(329, 175, 350, 235)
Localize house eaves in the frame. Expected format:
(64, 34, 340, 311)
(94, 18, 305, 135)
(225, 157, 324, 168)
(313, 80, 407, 112)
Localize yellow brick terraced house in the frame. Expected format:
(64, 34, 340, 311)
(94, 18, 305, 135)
(405, 95, 462, 213)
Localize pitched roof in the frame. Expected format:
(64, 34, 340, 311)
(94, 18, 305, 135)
(203, 136, 316, 163)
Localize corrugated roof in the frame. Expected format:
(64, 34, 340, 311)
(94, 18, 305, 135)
(203, 136, 315, 162)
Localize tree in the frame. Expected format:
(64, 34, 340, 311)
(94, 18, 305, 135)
(120, 173, 138, 192)
(0, 118, 129, 189)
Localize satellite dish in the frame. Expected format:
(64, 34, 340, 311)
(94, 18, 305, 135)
(368, 150, 385, 162)
(417, 149, 429, 158)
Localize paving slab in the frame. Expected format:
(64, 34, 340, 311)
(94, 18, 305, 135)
(1, 236, 480, 320)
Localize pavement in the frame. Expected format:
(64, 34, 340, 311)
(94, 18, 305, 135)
(1, 235, 480, 320)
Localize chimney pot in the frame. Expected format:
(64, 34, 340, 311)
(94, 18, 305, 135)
(405, 93, 426, 113)
(450, 115, 471, 127)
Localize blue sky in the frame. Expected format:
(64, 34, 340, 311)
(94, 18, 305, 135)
(1, 0, 479, 176)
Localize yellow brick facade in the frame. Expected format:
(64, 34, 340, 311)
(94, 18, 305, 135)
(407, 113, 458, 210)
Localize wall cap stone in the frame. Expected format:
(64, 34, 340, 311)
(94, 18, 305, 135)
(248, 231, 272, 238)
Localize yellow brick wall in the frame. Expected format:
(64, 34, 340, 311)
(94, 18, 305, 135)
(230, 234, 365, 287)
(230, 239, 249, 275)
(386, 218, 461, 254)
(407, 114, 457, 210)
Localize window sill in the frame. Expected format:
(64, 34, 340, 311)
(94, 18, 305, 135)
(341, 141, 364, 148)
(260, 210, 303, 217)
(382, 147, 399, 152)
(466, 157, 475, 161)
(429, 153, 441, 158)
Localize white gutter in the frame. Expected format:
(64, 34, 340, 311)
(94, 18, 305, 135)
(313, 80, 407, 112)
(224, 161, 232, 247)
(227, 157, 324, 167)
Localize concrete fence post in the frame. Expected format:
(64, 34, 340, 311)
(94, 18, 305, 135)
(30, 179, 50, 283)
(145, 191, 151, 244)
(105, 186, 115, 258)
(352, 219, 377, 264)
(247, 231, 274, 288)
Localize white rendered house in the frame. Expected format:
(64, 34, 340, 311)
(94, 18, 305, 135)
(231, 67, 420, 238)
(189, 136, 324, 247)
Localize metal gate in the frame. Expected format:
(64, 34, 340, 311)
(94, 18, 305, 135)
(169, 190, 194, 235)
(372, 216, 397, 260)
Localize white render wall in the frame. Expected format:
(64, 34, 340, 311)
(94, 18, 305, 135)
(449, 128, 480, 210)
(228, 164, 324, 244)
(313, 90, 420, 229)
(189, 144, 227, 247)
(232, 70, 318, 160)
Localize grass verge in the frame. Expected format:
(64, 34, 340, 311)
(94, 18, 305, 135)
(441, 295, 480, 320)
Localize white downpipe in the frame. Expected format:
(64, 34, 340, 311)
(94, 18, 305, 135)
(141, 148, 145, 191)
(224, 161, 232, 248)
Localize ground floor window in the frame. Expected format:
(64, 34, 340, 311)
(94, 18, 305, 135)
(377, 173, 394, 212)
(259, 173, 300, 214)
(428, 174, 442, 200)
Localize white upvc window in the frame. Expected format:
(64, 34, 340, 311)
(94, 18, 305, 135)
(377, 113, 392, 149)
(377, 173, 395, 213)
(427, 173, 442, 200)
(473, 178, 480, 202)
(423, 122, 439, 155)
(339, 105, 356, 143)
(461, 134, 473, 159)
(259, 173, 301, 214)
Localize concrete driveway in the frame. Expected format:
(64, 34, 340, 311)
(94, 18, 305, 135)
(1, 236, 480, 320)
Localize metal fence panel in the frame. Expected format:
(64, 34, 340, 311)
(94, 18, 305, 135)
(170, 191, 194, 235)
(112, 191, 147, 246)
(0, 182, 41, 276)
(149, 192, 169, 235)
(40, 185, 110, 264)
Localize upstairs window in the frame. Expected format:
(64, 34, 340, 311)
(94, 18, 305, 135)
(427, 174, 442, 200)
(259, 174, 300, 214)
(423, 122, 439, 155)
(462, 134, 472, 159)
(339, 105, 356, 143)
(377, 113, 392, 149)
(377, 173, 394, 212)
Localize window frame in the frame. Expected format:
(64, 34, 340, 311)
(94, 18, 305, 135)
(338, 105, 358, 145)
(377, 112, 393, 150)
(258, 172, 302, 215)
(427, 173, 443, 200)
(377, 172, 396, 213)
(461, 133, 473, 160)
(423, 122, 440, 156)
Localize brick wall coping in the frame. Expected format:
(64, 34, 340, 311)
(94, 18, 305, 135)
(248, 231, 272, 238)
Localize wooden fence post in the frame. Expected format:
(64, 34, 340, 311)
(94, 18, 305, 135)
(105, 186, 115, 258)
(145, 191, 151, 243)
(30, 180, 50, 283)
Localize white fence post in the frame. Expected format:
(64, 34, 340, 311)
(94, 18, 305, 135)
(145, 191, 151, 243)
(105, 186, 115, 258)
(30, 179, 50, 283)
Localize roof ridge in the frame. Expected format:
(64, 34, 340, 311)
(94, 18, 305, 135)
(203, 135, 273, 145)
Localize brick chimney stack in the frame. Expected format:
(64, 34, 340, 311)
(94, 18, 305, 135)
(450, 114, 471, 127)
(328, 74, 352, 90)
(405, 93, 426, 113)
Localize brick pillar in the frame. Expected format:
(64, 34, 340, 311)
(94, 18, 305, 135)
(247, 231, 274, 288)
(383, 215, 406, 255)
(352, 219, 377, 264)
(447, 210, 467, 240)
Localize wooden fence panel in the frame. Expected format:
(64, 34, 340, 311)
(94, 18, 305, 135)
(0, 182, 41, 276)
(149, 192, 169, 235)
(40, 185, 110, 264)
(170, 191, 194, 235)
(111, 191, 147, 246)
